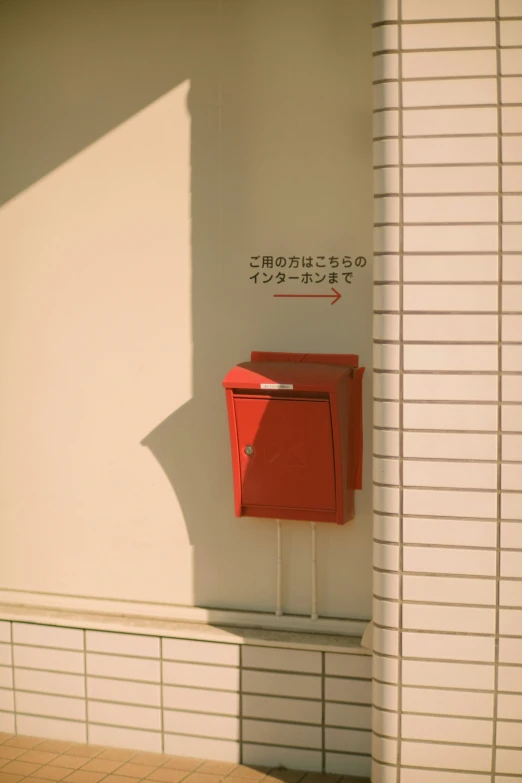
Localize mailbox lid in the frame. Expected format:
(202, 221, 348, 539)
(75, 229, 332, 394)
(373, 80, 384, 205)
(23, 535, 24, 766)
(223, 361, 352, 392)
(234, 396, 336, 511)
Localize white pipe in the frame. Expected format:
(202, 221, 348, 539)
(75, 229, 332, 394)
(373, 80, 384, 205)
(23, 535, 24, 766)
(276, 519, 283, 617)
(311, 522, 318, 620)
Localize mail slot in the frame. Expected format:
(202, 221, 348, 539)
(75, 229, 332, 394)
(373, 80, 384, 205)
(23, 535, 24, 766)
(222, 351, 364, 525)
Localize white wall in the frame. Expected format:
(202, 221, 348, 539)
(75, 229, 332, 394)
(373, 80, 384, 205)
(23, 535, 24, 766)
(0, 0, 373, 620)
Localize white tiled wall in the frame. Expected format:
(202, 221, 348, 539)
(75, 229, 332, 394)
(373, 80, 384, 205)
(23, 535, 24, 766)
(0, 619, 371, 776)
(373, 0, 522, 780)
(85, 626, 163, 751)
(0, 621, 14, 733)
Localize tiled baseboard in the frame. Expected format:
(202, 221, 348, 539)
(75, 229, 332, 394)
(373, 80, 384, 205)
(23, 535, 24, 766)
(0, 616, 371, 778)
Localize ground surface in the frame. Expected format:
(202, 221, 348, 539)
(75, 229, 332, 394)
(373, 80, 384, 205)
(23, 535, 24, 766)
(0, 736, 369, 783)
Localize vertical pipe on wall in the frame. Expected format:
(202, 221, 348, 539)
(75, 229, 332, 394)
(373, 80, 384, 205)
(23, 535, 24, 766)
(311, 522, 318, 620)
(276, 519, 283, 617)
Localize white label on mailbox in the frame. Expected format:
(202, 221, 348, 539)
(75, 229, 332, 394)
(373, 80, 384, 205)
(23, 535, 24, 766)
(260, 383, 293, 389)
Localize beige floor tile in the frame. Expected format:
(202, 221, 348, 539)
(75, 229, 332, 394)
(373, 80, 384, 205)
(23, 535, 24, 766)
(0, 773, 24, 783)
(182, 774, 223, 783)
(63, 747, 104, 759)
(31, 766, 73, 781)
(25, 778, 65, 783)
(0, 762, 9, 771)
(0, 738, 15, 746)
(4, 738, 42, 749)
(36, 743, 75, 755)
(199, 763, 236, 776)
(101, 776, 140, 783)
(229, 778, 265, 783)
(63, 772, 107, 783)
(228, 769, 268, 781)
(17, 751, 59, 765)
(80, 760, 122, 774)
(132, 755, 171, 767)
(162, 759, 202, 773)
(115, 764, 159, 778)
(146, 769, 187, 783)
(25, 779, 69, 783)
(97, 751, 137, 763)
(51, 757, 90, 770)
(1, 761, 43, 776)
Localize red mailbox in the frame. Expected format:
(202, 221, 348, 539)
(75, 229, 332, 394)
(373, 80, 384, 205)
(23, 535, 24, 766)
(222, 352, 364, 525)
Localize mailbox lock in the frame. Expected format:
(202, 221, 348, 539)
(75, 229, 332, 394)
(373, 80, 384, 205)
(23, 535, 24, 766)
(244, 445, 255, 456)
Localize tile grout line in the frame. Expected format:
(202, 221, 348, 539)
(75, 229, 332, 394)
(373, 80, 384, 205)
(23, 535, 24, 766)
(373, 370, 522, 375)
(374, 160, 519, 167)
(0, 681, 371, 705)
(376, 189, 522, 196)
(374, 75, 520, 84)
(492, 1, 504, 780)
(374, 575, 522, 587)
(6, 647, 361, 670)
(373, 17, 522, 25)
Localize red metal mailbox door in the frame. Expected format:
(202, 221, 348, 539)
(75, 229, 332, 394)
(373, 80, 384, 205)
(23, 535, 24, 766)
(234, 397, 336, 512)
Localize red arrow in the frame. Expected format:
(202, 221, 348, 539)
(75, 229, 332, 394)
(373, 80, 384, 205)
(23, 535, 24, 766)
(273, 287, 341, 305)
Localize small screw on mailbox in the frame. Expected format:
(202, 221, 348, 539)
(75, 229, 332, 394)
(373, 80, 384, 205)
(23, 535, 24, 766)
(244, 445, 255, 456)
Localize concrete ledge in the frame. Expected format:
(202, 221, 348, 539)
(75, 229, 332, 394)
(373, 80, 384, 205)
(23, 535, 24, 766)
(0, 601, 367, 654)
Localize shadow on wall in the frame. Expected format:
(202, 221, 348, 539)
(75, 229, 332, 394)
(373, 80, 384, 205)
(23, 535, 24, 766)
(0, 0, 373, 619)
(0, 0, 202, 208)
(141, 0, 374, 618)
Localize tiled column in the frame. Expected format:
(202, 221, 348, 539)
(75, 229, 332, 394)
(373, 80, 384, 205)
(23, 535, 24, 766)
(372, 1, 522, 781)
